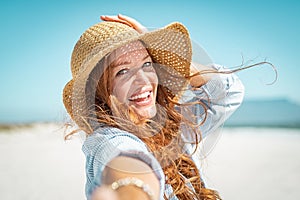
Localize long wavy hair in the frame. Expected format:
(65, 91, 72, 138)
(65, 43, 276, 199)
(77, 48, 222, 199)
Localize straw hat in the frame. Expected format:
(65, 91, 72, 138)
(63, 21, 192, 131)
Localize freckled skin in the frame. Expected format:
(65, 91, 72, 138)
(110, 41, 158, 119)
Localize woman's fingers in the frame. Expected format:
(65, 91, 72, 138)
(100, 15, 132, 27)
(118, 14, 147, 33)
(100, 14, 147, 34)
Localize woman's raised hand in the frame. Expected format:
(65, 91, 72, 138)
(100, 14, 147, 34)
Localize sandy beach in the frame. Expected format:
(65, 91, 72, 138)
(0, 123, 299, 200)
(203, 128, 300, 200)
(0, 123, 86, 200)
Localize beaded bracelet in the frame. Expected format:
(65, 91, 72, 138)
(111, 177, 155, 200)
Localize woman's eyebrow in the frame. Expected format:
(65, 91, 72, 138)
(111, 54, 150, 68)
(142, 54, 150, 61)
(110, 56, 131, 68)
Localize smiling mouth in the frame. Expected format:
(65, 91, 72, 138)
(129, 91, 152, 102)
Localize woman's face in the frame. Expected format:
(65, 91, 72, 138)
(109, 41, 158, 120)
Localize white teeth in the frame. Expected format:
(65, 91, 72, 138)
(129, 91, 151, 101)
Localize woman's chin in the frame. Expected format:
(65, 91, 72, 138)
(133, 105, 157, 121)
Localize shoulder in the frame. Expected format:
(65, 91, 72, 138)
(82, 126, 148, 155)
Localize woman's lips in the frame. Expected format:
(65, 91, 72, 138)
(128, 91, 153, 107)
(129, 90, 151, 101)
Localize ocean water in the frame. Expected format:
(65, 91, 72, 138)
(226, 99, 300, 128)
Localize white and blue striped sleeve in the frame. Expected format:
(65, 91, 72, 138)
(180, 64, 245, 138)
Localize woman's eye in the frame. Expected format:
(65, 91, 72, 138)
(143, 62, 153, 68)
(116, 69, 129, 76)
(143, 62, 155, 72)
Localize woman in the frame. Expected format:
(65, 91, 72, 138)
(63, 15, 244, 200)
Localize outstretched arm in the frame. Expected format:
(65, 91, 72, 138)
(84, 127, 163, 200)
(91, 156, 160, 200)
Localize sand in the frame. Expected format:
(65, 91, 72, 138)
(0, 123, 85, 200)
(0, 123, 299, 200)
(203, 128, 300, 200)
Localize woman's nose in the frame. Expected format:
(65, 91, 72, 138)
(133, 68, 150, 84)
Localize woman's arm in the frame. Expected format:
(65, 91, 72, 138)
(182, 63, 245, 136)
(83, 127, 164, 200)
(91, 156, 160, 200)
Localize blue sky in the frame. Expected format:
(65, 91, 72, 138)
(0, 0, 299, 123)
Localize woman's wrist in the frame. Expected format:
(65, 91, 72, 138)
(111, 177, 155, 200)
